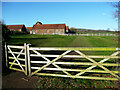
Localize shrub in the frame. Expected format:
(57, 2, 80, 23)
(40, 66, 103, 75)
(2, 22, 11, 74)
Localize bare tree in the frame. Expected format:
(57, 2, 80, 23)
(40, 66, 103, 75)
(108, 2, 119, 19)
(108, 2, 120, 32)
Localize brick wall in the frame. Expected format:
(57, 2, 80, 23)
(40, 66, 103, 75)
(33, 29, 65, 35)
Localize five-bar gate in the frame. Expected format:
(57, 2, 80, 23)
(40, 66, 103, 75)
(5, 43, 28, 75)
(5, 43, 120, 80)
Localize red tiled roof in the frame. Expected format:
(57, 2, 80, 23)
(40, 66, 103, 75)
(33, 24, 65, 29)
(27, 27, 33, 31)
(6, 25, 24, 30)
(66, 26, 69, 30)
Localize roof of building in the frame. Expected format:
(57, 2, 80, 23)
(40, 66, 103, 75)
(33, 24, 66, 29)
(27, 27, 33, 31)
(36, 21, 42, 25)
(6, 25, 24, 30)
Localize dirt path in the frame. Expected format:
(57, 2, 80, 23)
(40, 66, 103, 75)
(2, 71, 39, 88)
(70, 36, 92, 47)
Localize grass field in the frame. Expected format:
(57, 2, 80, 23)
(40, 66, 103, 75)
(8, 34, 119, 88)
(8, 34, 118, 47)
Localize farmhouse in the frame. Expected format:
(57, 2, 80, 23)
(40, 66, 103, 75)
(6, 24, 29, 34)
(31, 21, 69, 35)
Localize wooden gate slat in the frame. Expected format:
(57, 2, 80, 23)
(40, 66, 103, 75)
(74, 51, 119, 77)
(9, 49, 24, 68)
(30, 61, 120, 66)
(31, 50, 71, 76)
(32, 50, 71, 76)
(35, 73, 118, 80)
(75, 50, 120, 79)
(30, 54, 120, 58)
(8, 46, 25, 73)
(31, 67, 120, 73)
(9, 62, 25, 67)
(9, 57, 25, 61)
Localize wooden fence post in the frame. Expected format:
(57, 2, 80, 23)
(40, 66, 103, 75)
(24, 43, 27, 75)
(27, 44, 31, 76)
(5, 42, 8, 67)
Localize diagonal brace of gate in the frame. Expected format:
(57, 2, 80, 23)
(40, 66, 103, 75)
(74, 50, 120, 79)
(9, 49, 24, 68)
(31, 50, 71, 76)
(32, 50, 72, 76)
(8, 46, 25, 73)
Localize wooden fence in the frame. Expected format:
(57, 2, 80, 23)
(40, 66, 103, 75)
(5, 43, 120, 80)
(64, 34, 120, 36)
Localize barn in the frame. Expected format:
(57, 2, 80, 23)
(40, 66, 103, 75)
(32, 21, 69, 35)
(6, 24, 29, 34)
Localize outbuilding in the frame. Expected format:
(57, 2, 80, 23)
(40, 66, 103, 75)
(6, 24, 29, 34)
(32, 21, 69, 35)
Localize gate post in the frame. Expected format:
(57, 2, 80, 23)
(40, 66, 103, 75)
(27, 44, 31, 76)
(5, 42, 8, 67)
(24, 43, 27, 75)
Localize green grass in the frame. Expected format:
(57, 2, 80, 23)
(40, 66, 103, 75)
(8, 34, 119, 89)
(8, 34, 118, 47)
(85, 36, 118, 47)
(9, 34, 76, 47)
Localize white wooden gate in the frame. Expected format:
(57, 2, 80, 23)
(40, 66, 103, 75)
(27, 46, 120, 80)
(5, 43, 27, 75)
(5, 43, 120, 80)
